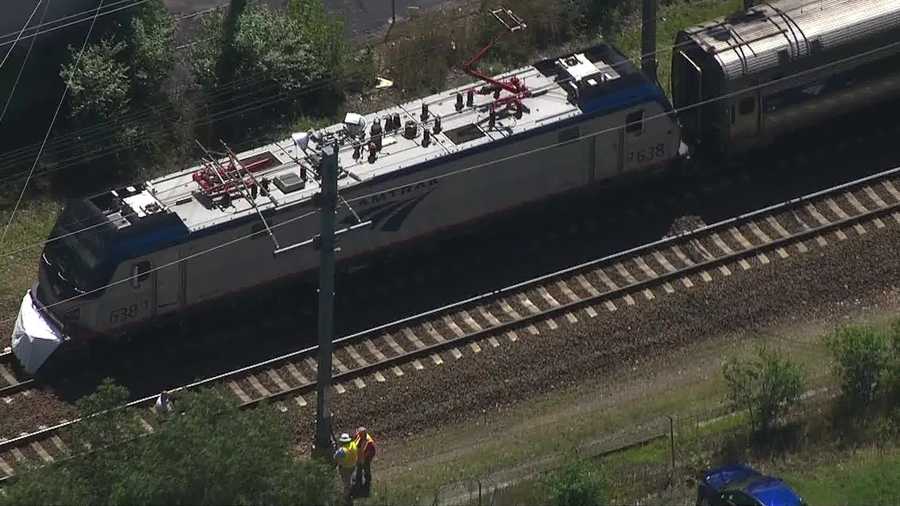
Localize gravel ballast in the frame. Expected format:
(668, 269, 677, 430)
(289, 224, 900, 452)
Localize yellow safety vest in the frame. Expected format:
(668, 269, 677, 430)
(335, 441, 358, 469)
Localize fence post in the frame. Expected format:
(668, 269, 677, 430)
(666, 415, 676, 476)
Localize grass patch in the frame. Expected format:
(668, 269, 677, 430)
(0, 195, 62, 340)
(609, 0, 743, 96)
(777, 446, 900, 506)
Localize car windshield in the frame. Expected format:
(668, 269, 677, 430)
(43, 200, 115, 292)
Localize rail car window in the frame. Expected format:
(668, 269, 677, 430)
(131, 261, 151, 288)
(625, 111, 643, 135)
(558, 127, 580, 143)
(777, 49, 789, 65)
(739, 97, 756, 115)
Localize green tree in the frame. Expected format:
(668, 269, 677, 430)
(127, 0, 176, 98)
(723, 347, 805, 433)
(190, 10, 228, 92)
(827, 326, 893, 409)
(60, 39, 132, 126)
(232, 4, 328, 93)
(1, 384, 337, 505)
(544, 460, 608, 506)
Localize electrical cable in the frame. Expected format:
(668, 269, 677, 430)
(0, 0, 149, 49)
(0, 0, 711, 177)
(0, 0, 107, 250)
(2, 34, 898, 325)
(0, 6, 490, 174)
(0, 0, 837, 180)
(0, 0, 51, 126)
(0, 0, 42, 74)
(2, 0, 896, 261)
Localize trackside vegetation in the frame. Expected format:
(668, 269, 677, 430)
(722, 347, 806, 433)
(0, 381, 336, 505)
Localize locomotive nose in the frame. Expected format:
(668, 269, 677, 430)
(11, 290, 65, 374)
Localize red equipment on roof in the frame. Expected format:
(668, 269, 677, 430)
(462, 9, 530, 117)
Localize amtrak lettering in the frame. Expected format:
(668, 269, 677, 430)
(344, 179, 440, 231)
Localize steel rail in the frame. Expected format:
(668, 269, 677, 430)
(2, 165, 900, 478)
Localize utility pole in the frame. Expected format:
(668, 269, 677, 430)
(392, 0, 396, 25)
(315, 143, 338, 459)
(641, 0, 658, 84)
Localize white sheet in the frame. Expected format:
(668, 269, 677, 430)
(11, 291, 63, 374)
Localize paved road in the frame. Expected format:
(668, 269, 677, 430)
(164, 0, 450, 35)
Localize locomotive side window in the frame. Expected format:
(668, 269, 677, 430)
(131, 261, 151, 288)
(625, 110, 643, 135)
(739, 97, 756, 115)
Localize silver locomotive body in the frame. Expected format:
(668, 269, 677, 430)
(13, 43, 682, 373)
(672, 0, 900, 155)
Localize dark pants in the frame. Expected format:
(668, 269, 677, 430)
(355, 460, 372, 492)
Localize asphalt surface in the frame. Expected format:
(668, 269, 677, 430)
(163, 0, 450, 35)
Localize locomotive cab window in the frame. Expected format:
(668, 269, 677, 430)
(131, 261, 151, 288)
(625, 110, 643, 135)
(739, 97, 756, 115)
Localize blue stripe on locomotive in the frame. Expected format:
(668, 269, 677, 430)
(123, 72, 672, 259)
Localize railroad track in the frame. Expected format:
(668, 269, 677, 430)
(3, 166, 900, 482)
(0, 351, 35, 399)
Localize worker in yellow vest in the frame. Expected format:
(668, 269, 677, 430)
(333, 433, 358, 505)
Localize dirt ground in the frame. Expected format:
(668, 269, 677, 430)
(319, 224, 900, 504)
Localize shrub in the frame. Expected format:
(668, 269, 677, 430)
(0, 382, 337, 505)
(127, 0, 176, 99)
(544, 460, 608, 506)
(60, 39, 132, 126)
(723, 347, 805, 433)
(827, 326, 893, 408)
(189, 10, 228, 92)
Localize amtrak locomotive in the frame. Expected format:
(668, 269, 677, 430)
(12, 0, 900, 372)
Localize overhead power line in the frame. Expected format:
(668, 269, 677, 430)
(0, 0, 890, 260)
(1, 34, 898, 324)
(0, 0, 107, 250)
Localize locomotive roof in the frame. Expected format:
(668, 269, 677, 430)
(679, 0, 900, 82)
(98, 44, 660, 238)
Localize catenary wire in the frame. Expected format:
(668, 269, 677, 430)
(0, 0, 150, 49)
(0, 5, 490, 173)
(0, 0, 887, 258)
(0, 0, 835, 181)
(0, 0, 712, 176)
(0, 0, 43, 74)
(2, 35, 898, 325)
(0, 0, 107, 250)
(0, 0, 51, 126)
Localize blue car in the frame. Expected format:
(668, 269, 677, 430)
(697, 464, 806, 506)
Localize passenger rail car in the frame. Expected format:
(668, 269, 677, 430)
(672, 0, 900, 154)
(12, 0, 900, 373)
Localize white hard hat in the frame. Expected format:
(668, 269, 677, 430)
(338, 433, 352, 443)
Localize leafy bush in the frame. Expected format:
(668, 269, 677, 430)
(544, 460, 608, 506)
(827, 326, 893, 408)
(127, 0, 176, 98)
(0, 382, 337, 505)
(723, 347, 805, 433)
(189, 10, 228, 92)
(60, 39, 132, 126)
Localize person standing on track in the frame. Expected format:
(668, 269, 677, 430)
(354, 426, 376, 496)
(333, 432, 358, 505)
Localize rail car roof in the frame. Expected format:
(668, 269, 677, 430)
(93, 44, 662, 241)
(678, 0, 900, 81)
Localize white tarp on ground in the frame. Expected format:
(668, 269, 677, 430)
(11, 291, 62, 374)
